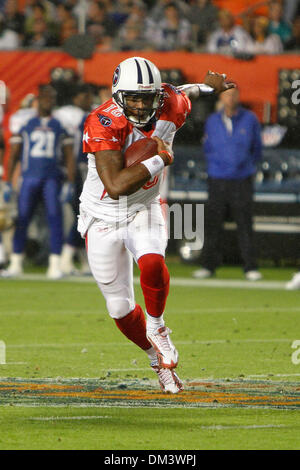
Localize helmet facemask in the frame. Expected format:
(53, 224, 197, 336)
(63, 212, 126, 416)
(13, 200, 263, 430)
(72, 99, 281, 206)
(113, 89, 164, 127)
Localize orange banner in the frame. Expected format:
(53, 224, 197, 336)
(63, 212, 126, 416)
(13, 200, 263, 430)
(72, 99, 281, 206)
(1, 50, 300, 122)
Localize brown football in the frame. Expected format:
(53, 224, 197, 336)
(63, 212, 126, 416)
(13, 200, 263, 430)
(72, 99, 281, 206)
(123, 138, 158, 168)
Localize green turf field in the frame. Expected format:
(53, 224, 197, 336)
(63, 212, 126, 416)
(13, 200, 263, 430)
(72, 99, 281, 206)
(0, 261, 299, 450)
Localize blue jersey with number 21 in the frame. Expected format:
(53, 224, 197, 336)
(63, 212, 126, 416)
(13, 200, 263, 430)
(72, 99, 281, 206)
(19, 116, 68, 179)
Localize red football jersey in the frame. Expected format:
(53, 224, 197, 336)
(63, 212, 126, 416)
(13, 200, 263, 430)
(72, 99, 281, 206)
(79, 83, 191, 223)
(83, 83, 191, 155)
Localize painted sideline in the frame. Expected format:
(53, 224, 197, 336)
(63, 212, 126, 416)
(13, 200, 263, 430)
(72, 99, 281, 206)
(0, 376, 300, 410)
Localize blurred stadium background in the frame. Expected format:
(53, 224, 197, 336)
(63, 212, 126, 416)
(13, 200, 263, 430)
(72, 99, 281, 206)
(1, 0, 300, 451)
(1, 0, 300, 268)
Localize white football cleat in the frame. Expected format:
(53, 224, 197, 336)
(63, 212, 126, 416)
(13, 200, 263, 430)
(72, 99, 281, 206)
(151, 363, 184, 394)
(60, 244, 78, 275)
(46, 254, 64, 280)
(60, 261, 78, 276)
(193, 268, 213, 279)
(46, 268, 64, 280)
(2, 253, 24, 277)
(286, 272, 300, 290)
(1, 266, 23, 278)
(147, 326, 178, 369)
(245, 270, 262, 281)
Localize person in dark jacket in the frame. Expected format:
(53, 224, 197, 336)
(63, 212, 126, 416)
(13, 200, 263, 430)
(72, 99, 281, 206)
(193, 86, 262, 281)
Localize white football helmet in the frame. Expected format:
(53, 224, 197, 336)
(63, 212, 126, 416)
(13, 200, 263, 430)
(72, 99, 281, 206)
(112, 57, 164, 127)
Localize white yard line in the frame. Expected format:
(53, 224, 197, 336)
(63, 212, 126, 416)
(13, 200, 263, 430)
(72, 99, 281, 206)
(177, 338, 294, 345)
(28, 415, 110, 421)
(25, 419, 291, 429)
(3, 306, 300, 316)
(199, 424, 289, 430)
(247, 373, 300, 378)
(0, 273, 290, 290)
(4, 338, 295, 349)
(1, 362, 28, 365)
(169, 278, 287, 290)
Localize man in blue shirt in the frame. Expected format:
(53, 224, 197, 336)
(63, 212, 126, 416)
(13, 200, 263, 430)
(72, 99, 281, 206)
(193, 87, 262, 280)
(3, 84, 75, 279)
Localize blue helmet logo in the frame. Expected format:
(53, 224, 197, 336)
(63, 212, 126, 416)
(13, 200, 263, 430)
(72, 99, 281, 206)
(112, 65, 120, 87)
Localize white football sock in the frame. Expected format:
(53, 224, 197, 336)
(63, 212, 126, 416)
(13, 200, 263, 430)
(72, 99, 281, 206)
(8, 253, 24, 273)
(61, 244, 75, 263)
(146, 312, 165, 335)
(0, 242, 6, 264)
(145, 346, 158, 364)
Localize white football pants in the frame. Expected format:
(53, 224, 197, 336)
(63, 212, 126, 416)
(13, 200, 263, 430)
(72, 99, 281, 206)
(79, 203, 168, 320)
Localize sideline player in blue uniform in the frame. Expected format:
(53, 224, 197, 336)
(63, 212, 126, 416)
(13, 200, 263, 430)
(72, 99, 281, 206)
(3, 84, 75, 279)
(54, 83, 94, 275)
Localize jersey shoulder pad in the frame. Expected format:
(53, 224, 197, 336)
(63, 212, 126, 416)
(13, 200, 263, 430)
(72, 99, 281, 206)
(50, 116, 72, 138)
(94, 99, 127, 129)
(53, 105, 85, 134)
(9, 108, 37, 134)
(160, 83, 191, 129)
(83, 103, 124, 153)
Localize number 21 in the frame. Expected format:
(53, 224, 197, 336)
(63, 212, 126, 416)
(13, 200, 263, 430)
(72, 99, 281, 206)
(31, 130, 55, 158)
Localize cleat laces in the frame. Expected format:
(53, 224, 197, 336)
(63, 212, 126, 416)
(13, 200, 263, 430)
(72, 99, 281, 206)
(153, 327, 173, 354)
(157, 368, 175, 387)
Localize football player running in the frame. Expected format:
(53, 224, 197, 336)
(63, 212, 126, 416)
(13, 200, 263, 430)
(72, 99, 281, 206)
(78, 57, 234, 393)
(3, 84, 75, 279)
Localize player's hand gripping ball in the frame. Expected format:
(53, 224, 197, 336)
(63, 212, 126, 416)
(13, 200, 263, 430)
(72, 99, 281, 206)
(123, 138, 158, 168)
(124, 137, 173, 168)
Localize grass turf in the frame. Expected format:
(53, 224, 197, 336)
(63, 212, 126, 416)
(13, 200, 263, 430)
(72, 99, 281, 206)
(0, 262, 299, 449)
(0, 407, 299, 450)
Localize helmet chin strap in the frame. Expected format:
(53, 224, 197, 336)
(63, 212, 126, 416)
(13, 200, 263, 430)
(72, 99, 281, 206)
(125, 109, 154, 127)
(112, 91, 162, 127)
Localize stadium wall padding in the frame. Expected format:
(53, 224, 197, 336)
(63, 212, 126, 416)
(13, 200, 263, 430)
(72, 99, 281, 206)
(1, 51, 300, 121)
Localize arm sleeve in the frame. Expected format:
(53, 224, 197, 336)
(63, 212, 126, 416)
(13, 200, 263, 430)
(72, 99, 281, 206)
(9, 134, 23, 144)
(10, 124, 24, 144)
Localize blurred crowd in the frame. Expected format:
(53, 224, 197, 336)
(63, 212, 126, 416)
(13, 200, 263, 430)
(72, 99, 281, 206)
(0, 0, 300, 54)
